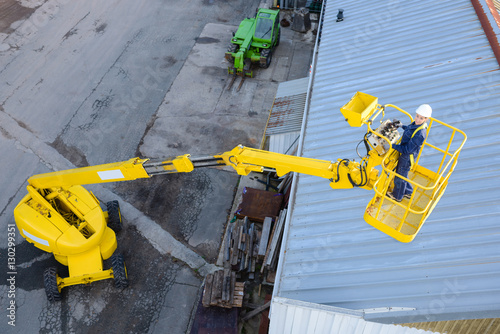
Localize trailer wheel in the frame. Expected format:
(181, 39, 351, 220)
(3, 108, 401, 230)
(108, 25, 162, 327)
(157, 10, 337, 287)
(260, 49, 272, 68)
(106, 200, 122, 233)
(111, 253, 129, 289)
(43, 267, 62, 302)
(226, 43, 239, 63)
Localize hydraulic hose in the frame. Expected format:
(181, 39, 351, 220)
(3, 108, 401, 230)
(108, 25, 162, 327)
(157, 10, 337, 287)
(334, 159, 350, 183)
(347, 158, 368, 188)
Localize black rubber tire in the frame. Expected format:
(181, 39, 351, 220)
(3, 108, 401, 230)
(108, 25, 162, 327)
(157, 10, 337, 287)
(226, 43, 239, 63)
(43, 267, 62, 302)
(260, 49, 272, 68)
(276, 28, 280, 47)
(111, 253, 129, 289)
(106, 200, 122, 233)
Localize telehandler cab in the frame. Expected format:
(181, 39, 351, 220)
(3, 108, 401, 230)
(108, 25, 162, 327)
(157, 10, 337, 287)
(14, 92, 466, 301)
(225, 8, 280, 78)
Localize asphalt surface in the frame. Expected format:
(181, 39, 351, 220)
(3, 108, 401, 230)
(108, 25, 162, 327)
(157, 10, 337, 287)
(0, 1, 314, 333)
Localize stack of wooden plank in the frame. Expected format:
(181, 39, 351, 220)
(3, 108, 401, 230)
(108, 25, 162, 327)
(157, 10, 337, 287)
(202, 269, 245, 308)
(261, 209, 287, 274)
(225, 209, 288, 278)
(226, 217, 260, 279)
(203, 204, 289, 309)
(277, 174, 294, 204)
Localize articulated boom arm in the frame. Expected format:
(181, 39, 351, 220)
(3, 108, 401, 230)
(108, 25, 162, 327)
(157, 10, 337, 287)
(214, 146, 380, 190)
(29, 91, 410, 192)
(216, 145, 335, 177)
(20, 92, 467, 247)
(28, 145, 383, 192)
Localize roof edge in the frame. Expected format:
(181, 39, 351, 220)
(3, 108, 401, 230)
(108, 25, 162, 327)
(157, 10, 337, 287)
(471, 0, 500, 67)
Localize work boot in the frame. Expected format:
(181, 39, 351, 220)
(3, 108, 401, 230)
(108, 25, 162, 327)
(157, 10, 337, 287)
(386, 192, 401, 202)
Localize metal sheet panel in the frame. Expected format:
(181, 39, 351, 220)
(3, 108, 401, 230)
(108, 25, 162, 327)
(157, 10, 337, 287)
(266, 77, 309, 136)
(275, 0, 500, 324)
(276, 77, 310, 98)
(269, 297, 441, 334)
(266, 93, 307, 135)
(269, 131, 301, 154)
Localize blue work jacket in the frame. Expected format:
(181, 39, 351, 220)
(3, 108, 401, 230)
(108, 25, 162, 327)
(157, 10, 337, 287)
(392, 122, 427, 160)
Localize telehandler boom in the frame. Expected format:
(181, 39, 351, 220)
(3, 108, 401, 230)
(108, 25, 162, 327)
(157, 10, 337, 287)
(14, 92, 466, 301)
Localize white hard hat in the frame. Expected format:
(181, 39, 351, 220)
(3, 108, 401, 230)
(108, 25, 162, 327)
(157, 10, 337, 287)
(416, 104, 432, 118)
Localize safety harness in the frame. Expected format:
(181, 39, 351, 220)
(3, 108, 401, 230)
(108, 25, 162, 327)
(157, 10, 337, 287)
(410, 123, 428, 168)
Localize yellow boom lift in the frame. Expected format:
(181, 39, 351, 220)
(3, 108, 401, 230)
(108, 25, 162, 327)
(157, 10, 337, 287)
(14, 92, 466, 301)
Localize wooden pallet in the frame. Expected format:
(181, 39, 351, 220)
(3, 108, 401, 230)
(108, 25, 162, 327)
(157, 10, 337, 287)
(233, 282, 244, 308)
(202, 269, 245, 308)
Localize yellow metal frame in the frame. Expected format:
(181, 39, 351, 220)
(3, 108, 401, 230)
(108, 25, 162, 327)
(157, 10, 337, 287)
(57, 268, 115, 290)
(341, 91, 379, 127)
(15, 183, 119, 291)
(364, 109, 467, 242)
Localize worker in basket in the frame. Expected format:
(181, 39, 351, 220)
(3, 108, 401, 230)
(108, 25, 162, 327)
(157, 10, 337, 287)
(386, 104, 432, 202)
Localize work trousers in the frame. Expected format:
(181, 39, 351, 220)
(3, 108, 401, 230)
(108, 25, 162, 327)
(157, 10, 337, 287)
(393, 155, 413, 201)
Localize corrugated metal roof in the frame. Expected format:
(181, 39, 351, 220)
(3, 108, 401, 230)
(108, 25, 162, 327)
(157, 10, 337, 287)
(265, 77, 309, 154)
(402, 318, 500, 334)
(490, 0, 500, 26)
(266, 93, 306, 135)
(266, 77, 309, 136)
(269, 297, 442, 334)
(274, 0, 500, 324)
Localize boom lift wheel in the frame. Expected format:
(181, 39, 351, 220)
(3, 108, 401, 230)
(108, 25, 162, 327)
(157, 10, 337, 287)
(111, 253, 129, 289)
(106, 200, 122, 233)
(43, 267, 61, 302)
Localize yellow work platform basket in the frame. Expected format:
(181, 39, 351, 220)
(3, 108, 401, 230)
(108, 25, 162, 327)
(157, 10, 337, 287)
(340, 92, 467, 242)
(364, 115, 467, 242)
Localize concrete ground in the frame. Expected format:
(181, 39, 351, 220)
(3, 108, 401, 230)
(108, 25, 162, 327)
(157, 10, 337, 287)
(0, 1, 314, 333)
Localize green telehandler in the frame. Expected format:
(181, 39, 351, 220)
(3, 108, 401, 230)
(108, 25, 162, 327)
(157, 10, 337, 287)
(225, 8, 280, 78)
